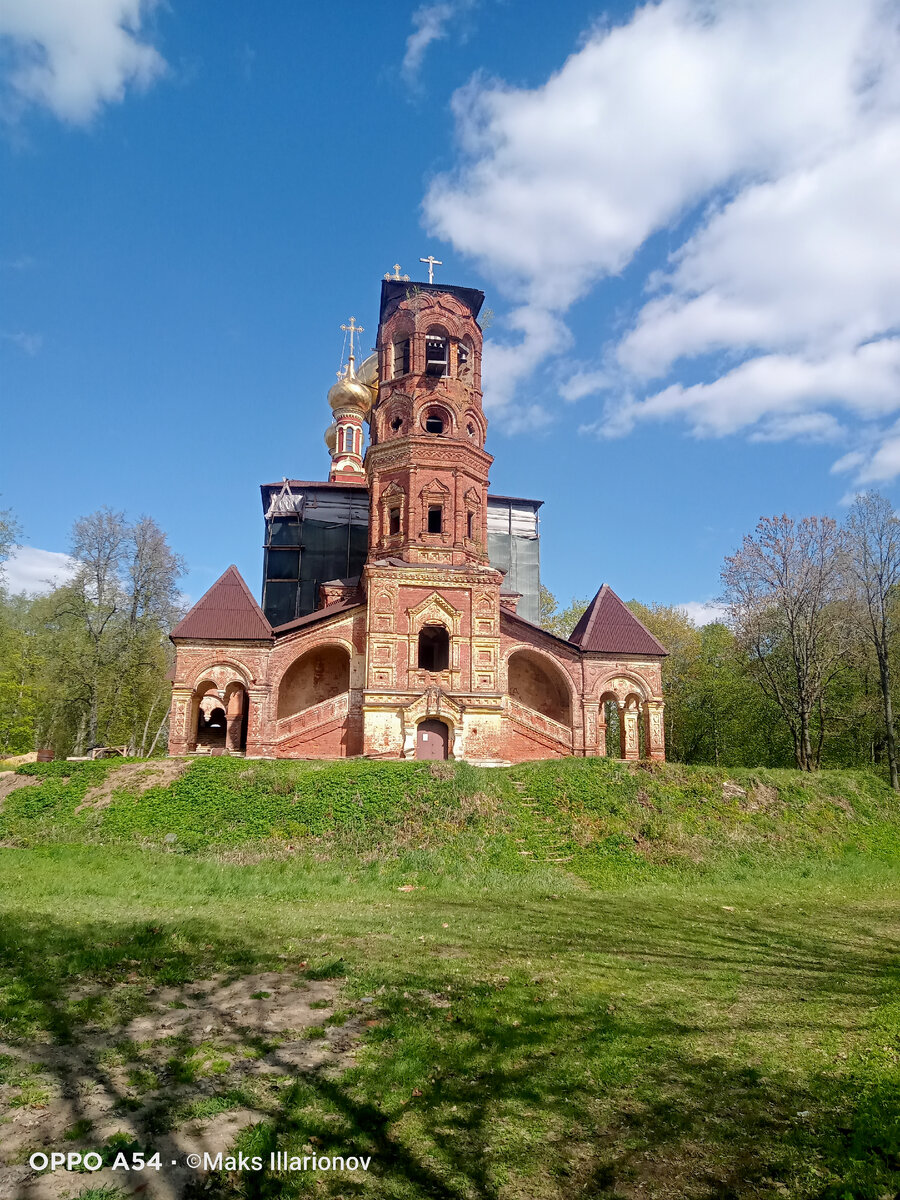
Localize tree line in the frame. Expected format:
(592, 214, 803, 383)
(0, 506, 184, 759)
(541, 492, 900, 786)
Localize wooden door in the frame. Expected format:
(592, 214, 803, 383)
(416, 719, 449, 760)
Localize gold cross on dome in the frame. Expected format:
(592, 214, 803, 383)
(384, 263, 409, 281)
(419, 254, 443, 283)
(340, 316, 364, 362)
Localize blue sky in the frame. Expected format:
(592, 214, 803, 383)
(3, 0, 899, 621)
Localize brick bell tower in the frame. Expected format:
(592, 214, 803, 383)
(360, 273, 507, 761)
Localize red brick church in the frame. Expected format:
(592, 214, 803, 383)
(167, 273, 666, 763)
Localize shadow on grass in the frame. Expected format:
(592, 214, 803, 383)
(0, 896, 898, 1200)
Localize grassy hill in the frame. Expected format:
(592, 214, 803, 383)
(2, 755, 899, 882)
(1, 758, 899, 1199)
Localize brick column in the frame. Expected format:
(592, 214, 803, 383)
(245, 687, 275, 757)
(225, 688, 245, 753)
(582, 700, 600, 757)
(621, 702, 640, 761)
(644, 700, 666, 761)
(168, 688, 194, 756)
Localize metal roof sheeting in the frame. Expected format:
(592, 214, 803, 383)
(171, 566, 273, 641)
(568, 585, 667, 656)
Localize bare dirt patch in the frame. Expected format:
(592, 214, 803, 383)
(76, 760, 189, 812)
(0, 772, 42, 809)
(1, 970, 366, 1200)
(737, 783, 782, 814)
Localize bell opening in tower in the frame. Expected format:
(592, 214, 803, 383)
(425, 333, 449, 377)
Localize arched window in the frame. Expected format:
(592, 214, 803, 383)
(393, 337, 411, 377)
(389, 506, 401, 536)
(418, 625, 449, 672)
(427, 504, 443, 534)
(458, 340, 472, 378)
(425, 330, 449, 377)
(424, 411, 445, 434)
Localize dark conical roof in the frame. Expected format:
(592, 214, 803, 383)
(171, 565, 273, 641)
(568, 585, 667, 656)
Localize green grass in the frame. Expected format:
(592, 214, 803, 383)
(1, 758, 900, 1197)
(3, 756, 899, 879)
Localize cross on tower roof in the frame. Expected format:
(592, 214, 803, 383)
(340, 316, 364, 365)
(419, 255, 443, 284)
(384, 263, 409, 281)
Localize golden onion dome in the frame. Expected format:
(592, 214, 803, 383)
(324, 421, 338, 452)
(327, 361, 372, 415)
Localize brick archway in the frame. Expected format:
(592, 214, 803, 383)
(507, 648, 573, 726)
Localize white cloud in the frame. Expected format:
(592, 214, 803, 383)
(679, 600, 729, 627)
(403, 2, 473, 82)
(424, 0, 900, 468)
(616, 125, 900, 379)
(4, 546, 76, 594)
(481, 305, 570, 426)
(601, 339, 900, 439)
(0, 0, 165, 124)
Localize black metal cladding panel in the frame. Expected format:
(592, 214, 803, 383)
(379, 279, 485, 325)
(262, 517, 367, 624)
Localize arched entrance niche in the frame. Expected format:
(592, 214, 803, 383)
(416, 718, 449, 760)
(599, 684, 645, 760)
(191, 678, 248, 754)
(507, 650, 572, 725)
(277, 644, 350, 719)
(195, 684, 227, 750)
(599, 692, 621, 758)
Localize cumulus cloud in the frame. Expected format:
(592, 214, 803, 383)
(0, 0, 165, 124)
(424, 0, 900, 473)
(678, 600, 729, 627)
(4, 546, 76, 594)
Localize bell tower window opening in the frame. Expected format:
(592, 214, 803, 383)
(425, 333, 449, 377)
(458, 341, 470, 375)
(418, 625, 449, 672)
(388, 506, 401, 537)
(427, 505, 443, 534)
(390, 415, 403, 433)
(424, 412, 445, 434)
(467, 511, 474, 539)
(393, 337, 411, 378)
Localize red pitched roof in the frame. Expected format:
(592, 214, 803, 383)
(272, 599, 364, 636)
(568, 585, 667, 656)
(171, 566, 273, 641)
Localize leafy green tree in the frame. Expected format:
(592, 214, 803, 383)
(539, 585, 589, 639)
(33, 509, 184, 757)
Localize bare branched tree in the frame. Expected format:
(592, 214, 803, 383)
(0, 504, 22, 587)
(721, 514, 850, 771)
(844, 491, 900, 790)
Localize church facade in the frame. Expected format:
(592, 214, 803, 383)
(167, 275, 666, 764)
